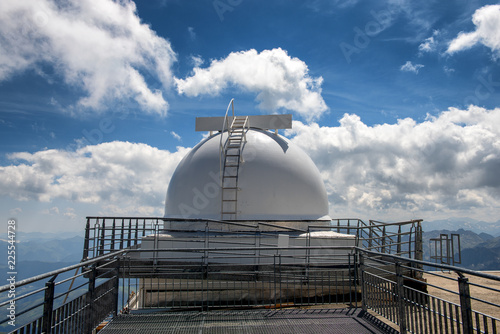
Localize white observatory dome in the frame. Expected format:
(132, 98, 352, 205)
(165, 128, 329, 221)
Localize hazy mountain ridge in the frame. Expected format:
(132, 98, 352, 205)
(422, 218, 500, 237)
(0, 236, 84, 265)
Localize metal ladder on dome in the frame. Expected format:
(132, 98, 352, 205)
(220, 114, 248, 220)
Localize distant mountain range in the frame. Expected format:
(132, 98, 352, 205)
(421, 218, 500, 237)
(0, 233, 84, 281)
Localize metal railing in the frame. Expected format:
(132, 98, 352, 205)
(83, 217, 423, 262)
(82, 217, 164, 260)
(119, 246, 359, 311)
(0, 251, 125, 334)
(360, 250, 500, 334)
(1, 246, 499, 333)
(329, 219, 423, 259)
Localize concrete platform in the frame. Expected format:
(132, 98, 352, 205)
(99, 308, 399, 333)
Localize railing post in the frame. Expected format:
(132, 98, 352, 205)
(114, 260, 120, 316)
(458, 274, 473, 334)
(395, 262, 407, 334)
(397, 225, 402, 255)
(134, 219, 139, 246)
(415, 223, 423, 261)
(120, 218, 125, 250)
(110, 218, 116, 251)
(381, 226, 386, 254)
(368, 226, 373, 250)
(83, 218, 90, 261)
(42, 275, 57, 334)
(359, 253, 367, 311)
(415, 223, 423, 279)
(99, 220, 106, 256)
(86, 266, 96, 334)
(127, 219, 132, 248)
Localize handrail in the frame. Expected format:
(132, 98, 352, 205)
(0, 248, 126, 293)
(219, 98, 235, 182)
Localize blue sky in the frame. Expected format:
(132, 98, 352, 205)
(1, 0, 500, 233)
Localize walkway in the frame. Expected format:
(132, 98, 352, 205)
(99, 308, 399, 333)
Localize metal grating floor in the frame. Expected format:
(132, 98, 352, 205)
(99, 308, 399, 334)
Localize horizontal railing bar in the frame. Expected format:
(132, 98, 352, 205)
(360, 248, 500, 281)
(0, 302, 44, 325)
(0, 249, 127, 293)
(0, 285, 47, 308)
(369, 219, 423, 227)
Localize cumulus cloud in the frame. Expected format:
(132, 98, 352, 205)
(447, 5, 500, 57)
(0, 142, 189, 215)
(286, 106, 500, 219)
(3, 107, 500, 222)
(0, 0, 176, 115)
(175, 48, 328, 121)
(400, 61, 424, 74)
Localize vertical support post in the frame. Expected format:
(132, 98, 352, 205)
(452, 233, 462, 265)
(381, 226, 386, 254)
(395, 262, 407, 334)
(113, 260, 120, 316)
(119, 218, 125, 250)
(99, 220, 106, 256)
(127, 219, 132, 248)
(397, 225, 402, 255)
(360, 253, 367, 311)
(142, 219, 147, 239)
(415, 223, 423, 279)
(134, 219, 139, 246)
(352, 252, 358, 307)
(42, 276, 57, 334)
(87, 266, 96, 334)
(110, 218, 116, 251)
(458, 274, 473, 334)
(273, 254, 277, 307)
(368, 226, 373, 250)
(83, 218, 90, 261)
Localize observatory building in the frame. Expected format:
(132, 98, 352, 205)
(165, 117, 330, 223)
(141, 100, 355, 265)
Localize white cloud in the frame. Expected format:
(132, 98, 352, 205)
(175, 48, 328, 121)
(3, 106, 500, 225)
(63, 207, 77, 220)
(170, 131, 182, 141)
(190, 55, 204, 68)
(400, 61, 424, 74)
(0, 142, 189, 215)
(447, 5, 500, 57)
(286, 106, 500, 220)
(419, 37, 436, 53)
(418, 31, 440, 54)
(0, 0, 176, 116)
